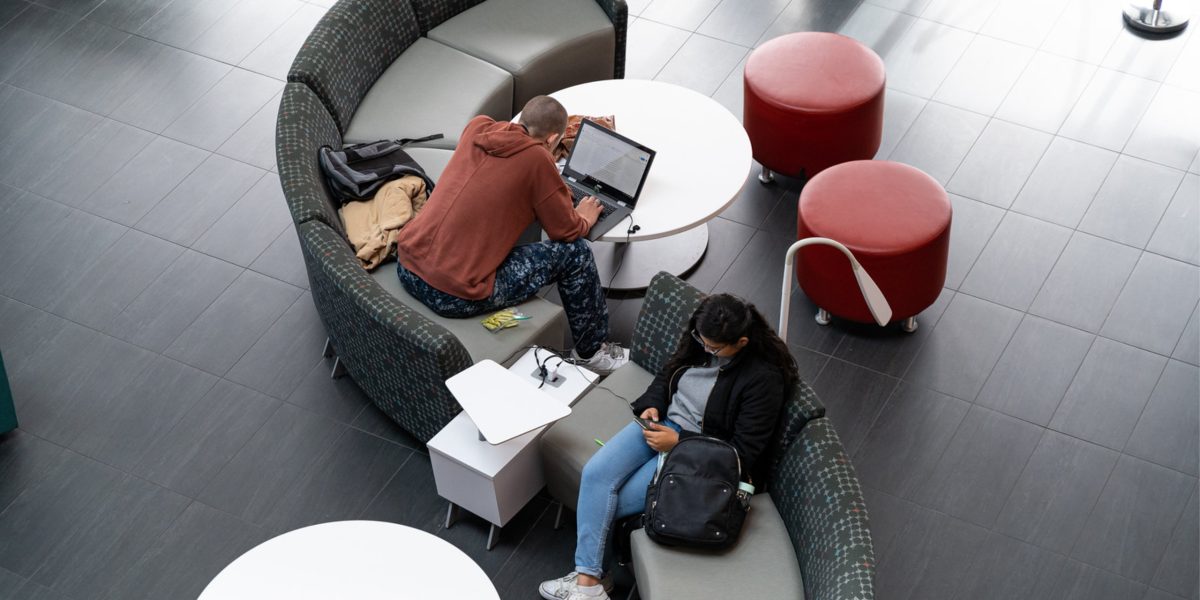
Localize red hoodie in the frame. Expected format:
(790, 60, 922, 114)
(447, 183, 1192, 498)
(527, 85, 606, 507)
(395, 116, 590, 300)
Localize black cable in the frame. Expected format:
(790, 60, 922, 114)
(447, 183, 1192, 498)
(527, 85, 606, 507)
(604, 219, 639, 292)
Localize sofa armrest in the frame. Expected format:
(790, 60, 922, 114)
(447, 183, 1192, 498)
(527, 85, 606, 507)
(629, 271, 705, 377)
(591, 0, 628, 78)
(297, 220, 473, 443)
(287, 0, 421, 133)
(771, 417, 876, 600)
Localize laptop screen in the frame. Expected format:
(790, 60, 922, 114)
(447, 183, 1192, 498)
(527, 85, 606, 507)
(563, 119, 655, 204)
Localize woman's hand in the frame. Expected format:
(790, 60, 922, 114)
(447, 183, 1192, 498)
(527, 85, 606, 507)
(640, 407, 659, 421)
(642, 423, 678, 452)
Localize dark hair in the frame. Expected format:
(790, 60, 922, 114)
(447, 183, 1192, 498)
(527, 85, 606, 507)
(520, 95, 568, 138)
(663, 294, 800, 385)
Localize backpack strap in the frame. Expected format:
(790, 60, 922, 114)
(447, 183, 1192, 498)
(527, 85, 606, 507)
(396, 133, 444, 146)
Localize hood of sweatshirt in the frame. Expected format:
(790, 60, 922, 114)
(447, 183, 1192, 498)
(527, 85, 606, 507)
(474, 120, 544, 158)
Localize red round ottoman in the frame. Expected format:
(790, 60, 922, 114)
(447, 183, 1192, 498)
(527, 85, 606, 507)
(797, 160, 951, 332)
(744, 32, 885, 183)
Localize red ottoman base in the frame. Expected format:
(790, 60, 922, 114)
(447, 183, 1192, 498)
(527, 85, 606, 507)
(796, 161, 951, 327)
(744, 32, 885, 179)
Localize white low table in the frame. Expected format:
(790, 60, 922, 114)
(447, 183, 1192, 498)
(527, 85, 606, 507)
(428, 349, 597, 549)
(550, 79, 753, 290)
(198, 520, 499, 600)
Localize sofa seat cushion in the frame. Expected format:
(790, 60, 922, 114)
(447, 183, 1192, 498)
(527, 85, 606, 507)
(540, 362, 654, 511)
(403, 147, 455, 182)
(428, 0, 615, 108)
(631, 494, 806, 600)
(370, 266, 565, 366)
(343, 38, 514, 150)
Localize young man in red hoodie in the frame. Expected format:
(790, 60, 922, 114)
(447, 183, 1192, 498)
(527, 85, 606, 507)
(394, 96, 627, 372)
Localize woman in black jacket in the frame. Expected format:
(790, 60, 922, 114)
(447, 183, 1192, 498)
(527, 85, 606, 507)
(540, 294, 799, 600)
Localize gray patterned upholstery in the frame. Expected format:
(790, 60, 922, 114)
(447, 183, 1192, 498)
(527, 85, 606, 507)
(287, 0, 422, 133)
(409, 0, 488, 33)
(592, 0, 628, 79)
(276, 83, 344, 234)
(629, 271, 706, 375)
(772, 417, 877, 600)
(298, 219, 473, 442)
(757, 377, 826, 492)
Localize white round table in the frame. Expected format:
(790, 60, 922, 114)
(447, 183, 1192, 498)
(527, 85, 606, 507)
(199, 521, 500, 600)
(549, 79, 752, 290)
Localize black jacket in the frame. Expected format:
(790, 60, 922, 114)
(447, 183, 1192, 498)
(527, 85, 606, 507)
(630, 352, 785, 482)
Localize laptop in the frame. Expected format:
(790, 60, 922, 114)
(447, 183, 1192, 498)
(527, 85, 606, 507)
(561, 119, 656, 241)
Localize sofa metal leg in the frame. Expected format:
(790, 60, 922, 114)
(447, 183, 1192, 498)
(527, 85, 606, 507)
(902, 316, 918, 333)
(322, 337, 335, 358)
(758, 165, 774, 184)
(554, 502, 565, 530)
(444, 502, 458, 529)
(486, 524, 499, 551)
(815, 308, 831, 326)
(330, 356, 346, 379)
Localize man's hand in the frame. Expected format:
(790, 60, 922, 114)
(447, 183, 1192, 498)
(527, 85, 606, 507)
(575, 196, 603, 227)
(642, 422, 678, 452)
(640, 407, 659, 421)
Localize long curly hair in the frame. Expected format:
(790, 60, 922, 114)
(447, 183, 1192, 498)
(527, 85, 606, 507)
(662, 294, 799, 385)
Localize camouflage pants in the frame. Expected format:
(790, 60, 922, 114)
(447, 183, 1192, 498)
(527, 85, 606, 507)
(396, 238, 609, 357)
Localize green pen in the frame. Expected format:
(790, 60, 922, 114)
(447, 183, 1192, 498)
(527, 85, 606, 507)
(594, 438, 605, 447)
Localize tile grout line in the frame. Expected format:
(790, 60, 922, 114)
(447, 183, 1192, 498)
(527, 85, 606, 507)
(217, 285, 308, 381)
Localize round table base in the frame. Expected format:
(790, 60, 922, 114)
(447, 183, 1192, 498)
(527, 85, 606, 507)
(1122, 2, 1190, 34)
(593, 225, 709, 291)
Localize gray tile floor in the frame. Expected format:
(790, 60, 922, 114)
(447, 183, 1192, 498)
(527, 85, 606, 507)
(0, 0, 1196, 598)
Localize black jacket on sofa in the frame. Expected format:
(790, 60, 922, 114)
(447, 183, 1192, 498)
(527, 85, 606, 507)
(631, 352, 786, 483)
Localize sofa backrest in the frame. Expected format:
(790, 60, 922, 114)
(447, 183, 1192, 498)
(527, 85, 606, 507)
(288, 0, 422, 133)
(276, 83, 345, 235)
(408, 0, 487, 34)
(629, 271, 705, 376)
(771, 417, 876, 600)
(592, 0, 628, 79)
(755, 377, 825, 490)
(297, 219, 474, 442)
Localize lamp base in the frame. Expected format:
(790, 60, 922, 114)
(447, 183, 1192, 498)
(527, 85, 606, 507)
(1123, 2, 1190, 34)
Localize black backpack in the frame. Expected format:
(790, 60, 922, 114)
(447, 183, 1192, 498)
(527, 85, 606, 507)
(318, 135, 442, 206)
(643, 436, 750, 549)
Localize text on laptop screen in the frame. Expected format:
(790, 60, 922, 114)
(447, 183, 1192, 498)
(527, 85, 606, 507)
(567, 123, 652, 198)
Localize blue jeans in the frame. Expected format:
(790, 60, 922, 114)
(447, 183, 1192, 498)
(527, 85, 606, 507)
(575, 420, 682, 578)
(397, 238, 609, 357)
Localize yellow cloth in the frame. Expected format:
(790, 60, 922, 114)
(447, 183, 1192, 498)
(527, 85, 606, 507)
(338, 175, 428, 271)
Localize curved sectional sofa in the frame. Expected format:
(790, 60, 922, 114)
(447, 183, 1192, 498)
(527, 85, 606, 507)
(276, 4, 876, 598)
(276, 0, 626, 442)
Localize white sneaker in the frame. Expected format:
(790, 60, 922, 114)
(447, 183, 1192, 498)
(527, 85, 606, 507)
(538, 572, 613, 600)
(568, 588, 611, 600)
(571, 343, 629, 374)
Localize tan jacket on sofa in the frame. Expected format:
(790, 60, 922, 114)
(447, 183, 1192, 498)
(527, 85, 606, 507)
(339, 175, 428, 271)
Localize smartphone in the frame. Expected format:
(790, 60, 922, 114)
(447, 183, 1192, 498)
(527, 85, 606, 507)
(634, 416, 656, 430)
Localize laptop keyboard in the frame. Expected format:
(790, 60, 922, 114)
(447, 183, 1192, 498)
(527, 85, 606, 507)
(569, 186, 617, 220)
